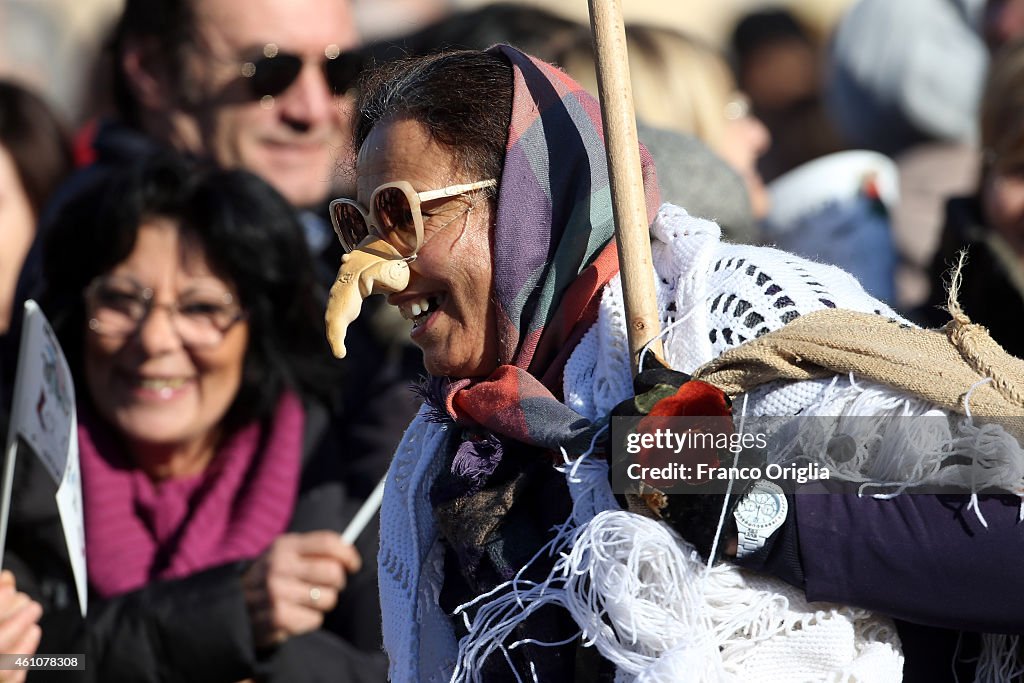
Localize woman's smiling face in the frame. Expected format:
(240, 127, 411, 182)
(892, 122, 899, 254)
(359, 115, 499, 378)
(83, 219, 249, 460)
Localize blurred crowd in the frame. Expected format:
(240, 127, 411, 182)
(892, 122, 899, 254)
(0, 0, 1021, 681)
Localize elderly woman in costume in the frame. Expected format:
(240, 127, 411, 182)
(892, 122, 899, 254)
(326, 47, 1024, 682)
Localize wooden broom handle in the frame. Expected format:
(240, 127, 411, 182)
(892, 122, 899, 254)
(588, 0, 664, 374)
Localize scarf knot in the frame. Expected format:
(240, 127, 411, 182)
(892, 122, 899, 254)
(452, 434, 504, 489)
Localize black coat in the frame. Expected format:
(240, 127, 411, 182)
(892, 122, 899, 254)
(5, 395, 400, 683)
(916, 196, 1024, 358)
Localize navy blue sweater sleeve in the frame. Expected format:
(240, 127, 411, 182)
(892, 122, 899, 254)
(791, 491, 1024, 633)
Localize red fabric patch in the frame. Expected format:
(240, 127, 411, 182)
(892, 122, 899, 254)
(635, 381, 733, 489)
(649, 380, 732, 418)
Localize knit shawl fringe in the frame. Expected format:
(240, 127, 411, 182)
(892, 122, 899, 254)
(450, 456, 904, 683)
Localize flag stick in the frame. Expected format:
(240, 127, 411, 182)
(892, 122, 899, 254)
(341, 475, 386, 545)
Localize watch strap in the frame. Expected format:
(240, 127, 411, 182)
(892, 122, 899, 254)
(737, 529, 767, 557)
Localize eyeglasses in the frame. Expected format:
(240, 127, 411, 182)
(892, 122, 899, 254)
(240, 43, 362, 104)
(84, 275, 246, 349)
(330, 179, 497, 256)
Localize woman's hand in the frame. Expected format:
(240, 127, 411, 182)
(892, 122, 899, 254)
(0, 571, 42, 683)
(241, 531, 362, 648)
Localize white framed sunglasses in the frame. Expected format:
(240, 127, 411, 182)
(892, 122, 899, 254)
(329, 179, 496, 256)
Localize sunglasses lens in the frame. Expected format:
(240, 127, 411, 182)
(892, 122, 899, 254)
(324, 52, 363, 95)
(332, 203, 370, 252)
(374, 187, 419, 255)
(249, 54, 303, 98)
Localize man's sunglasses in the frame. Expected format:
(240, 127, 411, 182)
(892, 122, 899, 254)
(240, 43, 362, 99)
(330, 179, 497, 257)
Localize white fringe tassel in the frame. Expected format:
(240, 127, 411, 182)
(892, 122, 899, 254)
(450, 451, 903, 682)
(976, 634, 1024, 683)
(449, 504, 732, 683)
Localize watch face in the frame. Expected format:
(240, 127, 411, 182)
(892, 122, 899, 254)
(735, 483, 787, 529)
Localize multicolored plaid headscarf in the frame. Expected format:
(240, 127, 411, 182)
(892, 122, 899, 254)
(436, 44, 661, 438)
(428, 46, 660, 605)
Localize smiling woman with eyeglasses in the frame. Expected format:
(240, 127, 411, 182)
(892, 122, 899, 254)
(10, 154, 389, 682)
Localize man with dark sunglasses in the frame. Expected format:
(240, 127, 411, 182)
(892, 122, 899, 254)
(115, 0, 361, 210)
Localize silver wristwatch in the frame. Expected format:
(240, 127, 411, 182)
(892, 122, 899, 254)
(733, 480, 788, 559)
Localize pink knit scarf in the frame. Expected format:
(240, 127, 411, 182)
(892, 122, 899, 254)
(80, 393, 304, 598)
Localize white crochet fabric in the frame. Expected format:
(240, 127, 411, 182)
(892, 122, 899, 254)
(379, 204, 1015, 681)
(378, 411, 458, 683)
(564, 203, 906, 423)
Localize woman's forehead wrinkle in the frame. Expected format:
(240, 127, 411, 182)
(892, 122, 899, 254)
(357, 119, 459, 199)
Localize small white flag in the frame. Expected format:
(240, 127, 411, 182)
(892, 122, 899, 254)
(1, 300, 86, 616)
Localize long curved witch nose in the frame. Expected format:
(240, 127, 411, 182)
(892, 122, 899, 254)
(325, 236, 410, 358)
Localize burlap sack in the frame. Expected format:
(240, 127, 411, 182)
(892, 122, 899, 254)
(693, 308, 1024, 432)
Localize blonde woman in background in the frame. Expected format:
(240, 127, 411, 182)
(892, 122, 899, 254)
(562, 24, 773, 220)
(587, 24, 900, 305)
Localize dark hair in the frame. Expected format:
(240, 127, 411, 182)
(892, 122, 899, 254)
(354, 50, 514, 183)
(0, 81, 73, 217)
(38, 153, 337, 431)
(369, 3, 585, 64)
(110, 0, 196, 125)
(730, 8, 812, 62)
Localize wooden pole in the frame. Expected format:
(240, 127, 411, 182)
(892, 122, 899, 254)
(588, 0, 664, 374)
